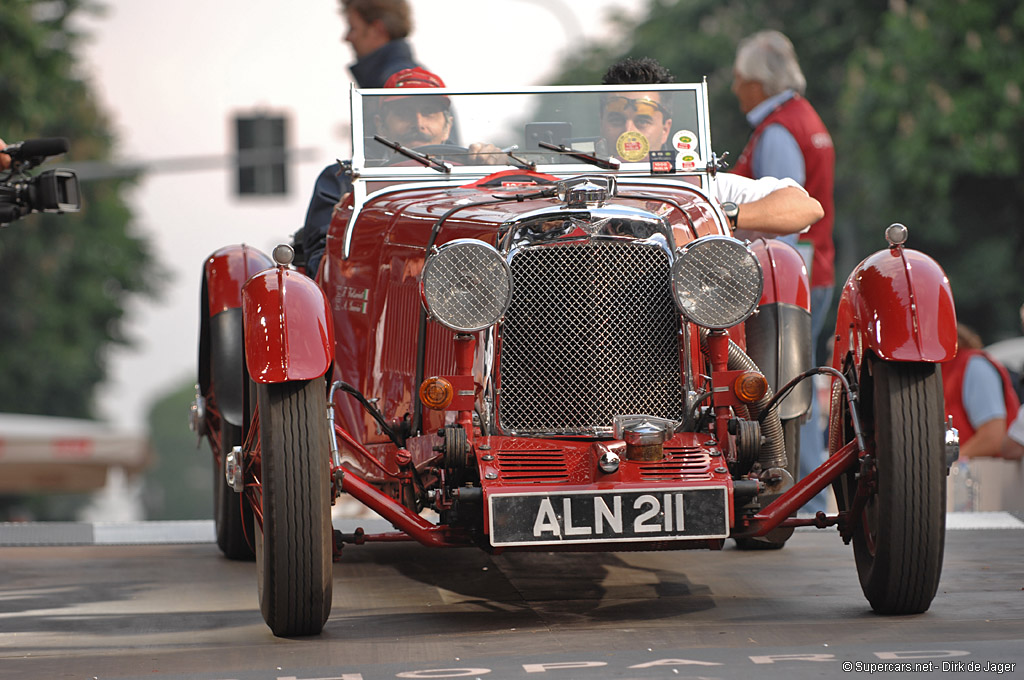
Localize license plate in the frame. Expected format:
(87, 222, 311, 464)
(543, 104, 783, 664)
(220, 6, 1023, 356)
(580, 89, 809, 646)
(488, 486, 729, 547)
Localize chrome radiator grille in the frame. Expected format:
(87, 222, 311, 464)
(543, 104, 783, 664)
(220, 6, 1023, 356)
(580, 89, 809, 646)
(498, 240, 683, 435)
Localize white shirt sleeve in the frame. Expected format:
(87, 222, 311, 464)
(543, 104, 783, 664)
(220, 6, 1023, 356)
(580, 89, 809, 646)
(713, 173, 804, 205)
(713, 173, 811, 240)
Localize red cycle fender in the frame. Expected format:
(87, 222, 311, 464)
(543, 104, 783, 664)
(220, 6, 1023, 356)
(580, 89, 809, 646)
(750, 238, 810, 309)
(831, 246, 957, 367)
(242, 267, 335, 383)
(203, 244, 274, 314)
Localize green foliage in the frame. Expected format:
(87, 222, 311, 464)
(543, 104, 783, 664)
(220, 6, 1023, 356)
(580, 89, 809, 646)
(0, 0, 162, 417)
(554, 0, 1024, 342)
(841, 2, 1024, 338)
(143, 379, 212, 520)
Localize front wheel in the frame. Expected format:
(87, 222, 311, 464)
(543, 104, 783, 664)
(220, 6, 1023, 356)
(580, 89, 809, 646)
(853, 357, 945, 615)
(255, 379, 333, 636)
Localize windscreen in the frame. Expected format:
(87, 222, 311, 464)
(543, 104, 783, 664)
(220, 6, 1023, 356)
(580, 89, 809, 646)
(350, 84, 710, 181)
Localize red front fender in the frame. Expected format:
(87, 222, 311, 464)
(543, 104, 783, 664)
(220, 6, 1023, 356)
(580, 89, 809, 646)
(832, 246, 957, 367)
(242, 267, 334, 383)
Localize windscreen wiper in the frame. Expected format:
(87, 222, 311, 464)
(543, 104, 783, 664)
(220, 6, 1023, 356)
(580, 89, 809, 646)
(537, 141, 620, 171)
(373, 135, 453, 173)
(502, 145, 536, 171)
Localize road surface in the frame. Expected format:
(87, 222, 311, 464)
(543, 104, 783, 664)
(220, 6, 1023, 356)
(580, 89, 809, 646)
(1, 514, 1022, 680)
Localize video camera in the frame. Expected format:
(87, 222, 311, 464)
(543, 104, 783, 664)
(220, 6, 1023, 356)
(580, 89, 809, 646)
(0, 137, 81, 226)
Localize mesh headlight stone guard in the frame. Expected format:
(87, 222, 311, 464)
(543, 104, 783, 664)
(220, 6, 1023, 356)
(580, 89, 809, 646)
(421, 239, 512, 332)
(670, 235, 764, 329)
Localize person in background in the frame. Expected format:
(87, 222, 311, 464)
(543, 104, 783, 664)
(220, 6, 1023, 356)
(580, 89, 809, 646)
(731, 30, 835, 295)
(342, 0, 420, 88)
(943, 323, 1020, 459)
(731, 31, 835, 514)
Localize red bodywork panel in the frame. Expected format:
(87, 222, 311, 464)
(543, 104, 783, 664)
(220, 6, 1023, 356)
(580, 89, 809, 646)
(204, 244, 274, 314)
(223, 168, 931, 552)
(243, 267, 335, 383)
(831, 245, 957, 368)
(320, 175, 728, 471)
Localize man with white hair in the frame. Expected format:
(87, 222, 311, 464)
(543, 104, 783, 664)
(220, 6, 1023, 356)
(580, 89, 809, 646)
(731, 30, 836, 514)
(732, 31, 835, 335)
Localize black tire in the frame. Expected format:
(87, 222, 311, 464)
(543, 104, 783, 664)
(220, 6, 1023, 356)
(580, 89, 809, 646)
(853, 357, 945, 615)
(734, 418, 801, 551)
(255, 379, 333, 637)
(213, 421, 255, 560)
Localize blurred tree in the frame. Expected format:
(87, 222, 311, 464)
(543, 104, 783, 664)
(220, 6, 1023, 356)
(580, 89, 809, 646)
(0, 0, 162, 417)
(841, 1, 1024, 342)
(142, 379, 212, 520)
(555, 0, 1024, 342)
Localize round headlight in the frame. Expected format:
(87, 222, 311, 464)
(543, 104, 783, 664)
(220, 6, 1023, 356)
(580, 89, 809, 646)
(421, 239, 512, 332)
(670, 235, 763, 329)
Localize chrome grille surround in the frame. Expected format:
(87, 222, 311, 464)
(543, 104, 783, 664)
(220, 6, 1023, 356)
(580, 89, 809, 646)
(497, 237, 684, 436)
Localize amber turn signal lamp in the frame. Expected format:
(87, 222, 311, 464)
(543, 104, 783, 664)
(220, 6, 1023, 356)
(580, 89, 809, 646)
(419, 377, 454, 410)
(733, 371, 768, 403)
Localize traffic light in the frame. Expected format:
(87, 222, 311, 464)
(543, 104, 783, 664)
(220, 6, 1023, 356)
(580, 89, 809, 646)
(234, 113, 288, 196)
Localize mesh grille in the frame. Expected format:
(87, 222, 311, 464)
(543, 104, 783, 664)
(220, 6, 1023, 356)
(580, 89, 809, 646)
(498, 241, 683, 434)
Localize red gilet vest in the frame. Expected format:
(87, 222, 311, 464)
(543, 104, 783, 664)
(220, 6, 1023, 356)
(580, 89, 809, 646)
(733, 94, 836, 288)
(941, 348, 1020, 442)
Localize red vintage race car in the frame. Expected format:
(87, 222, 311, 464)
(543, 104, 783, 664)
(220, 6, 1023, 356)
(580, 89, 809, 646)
(191, 83, 959, 636)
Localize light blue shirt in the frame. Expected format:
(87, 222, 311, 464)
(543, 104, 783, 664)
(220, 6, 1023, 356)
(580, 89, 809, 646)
(746, 90, 806, 186)
(745, 90, 805, 248)
(962, 355, 1007, 429)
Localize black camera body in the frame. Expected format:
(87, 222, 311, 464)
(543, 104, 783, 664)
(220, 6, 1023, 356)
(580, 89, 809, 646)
(1, 138, 82, 226)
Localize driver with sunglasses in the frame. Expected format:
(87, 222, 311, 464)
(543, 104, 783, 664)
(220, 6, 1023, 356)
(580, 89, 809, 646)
(602, 57, 823, 238)
(599, 92, 673, 162)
